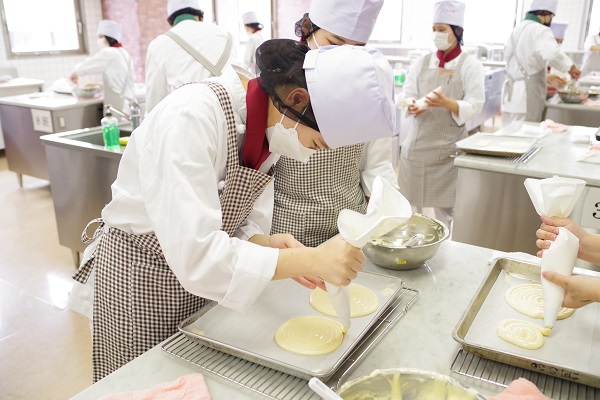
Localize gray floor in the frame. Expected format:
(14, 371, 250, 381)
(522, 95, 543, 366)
(0, 153, 92, 399)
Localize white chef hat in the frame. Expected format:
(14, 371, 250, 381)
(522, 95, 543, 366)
(242, 11, 259, 25)
(433, 1, 466, 28)
(303, 45, 395, 149)
(97, 20, 122, 42)
(309, 0, 384, 43)
(168, 0, 201, 17)
(550, 22, 568, 39)
(528, 0, 559, 14)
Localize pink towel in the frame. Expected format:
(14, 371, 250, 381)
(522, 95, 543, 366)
(487, 378, 550, 400)
(100, 373, 211, 400)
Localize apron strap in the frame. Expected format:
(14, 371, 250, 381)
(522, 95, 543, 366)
(164, 31, 231, 77)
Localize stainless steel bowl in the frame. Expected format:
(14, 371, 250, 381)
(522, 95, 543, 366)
(72, 85, 102, 98)
(337, 368, 485, 400)
(363, 213, 449, 270)
(557, 88, 589, 104)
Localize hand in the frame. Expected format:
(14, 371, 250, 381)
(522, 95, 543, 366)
(408, 100, 426, 116)
(547, 74, 566, 89)
(541, 271, 600, 308)
(313, 235, 364, 286)
(547, 85, 558, 96)
(425, 91, 459, 114)
(535, 215, 587, 258)
(70, 72, 78, 84)
(292, 276, 326, 291)
(568, 64, 581, 80)
(268, 233, 304, 249)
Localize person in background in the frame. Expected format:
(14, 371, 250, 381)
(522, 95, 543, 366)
(241, 11, 266, 75)
(270, 0, 399, 248)
(501, 0, 580, 126)
(70, 20, 135, 112)
(398, 1, 484, 231)
(536, 215, 600, 308)
(581, 25, 600, 77)
(74, 39, 395, 382)
(546, 22, 569, 97)
(144, 0, 237, 113)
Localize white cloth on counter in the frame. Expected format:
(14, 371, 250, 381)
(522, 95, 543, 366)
(101, 65, 278, 312)
(488, 250, 541, 266)
(402, 52, 485, 127)
(540, 119, 567, 134)
(578, 149, 600, 164)
(524, 175, 586, 218)
(570, 126, 596, 143)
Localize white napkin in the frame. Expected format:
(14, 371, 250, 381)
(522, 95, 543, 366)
(579, 150, 600, 164)
(524, 176, 586, 218)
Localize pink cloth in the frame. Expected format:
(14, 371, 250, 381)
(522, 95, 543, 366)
(100, 373, 211, 400)
(487, 378, 550, 400)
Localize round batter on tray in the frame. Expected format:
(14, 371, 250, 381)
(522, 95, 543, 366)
(310, 283, 379, 317)
(505, 284, 574, 320)
(275, 316, 344, 356)
(497, 319, 548, 350)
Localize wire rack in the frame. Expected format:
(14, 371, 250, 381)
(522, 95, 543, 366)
(456, 145, 542, 165)
(451, 349, 600, 399)
(162, 287, 419, 400)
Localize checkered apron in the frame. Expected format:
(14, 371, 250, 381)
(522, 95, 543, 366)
(270, 144, 367, 247)
(73, 81, 272, 382)
(398, 53, 467, 208)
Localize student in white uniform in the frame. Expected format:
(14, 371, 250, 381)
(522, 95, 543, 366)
(582, 26, 600, 77)
(501, 0, 580, 126)
(70, 20, 135, 112)
(398, 1, 484, 231)
(241, 11, 266, 75)
(547, 22, 569, 97)
(72, 39, 395, 381)
(536, 215, 600, 308)
(270, 0, 399, 248)
(145, 0, 237, 113)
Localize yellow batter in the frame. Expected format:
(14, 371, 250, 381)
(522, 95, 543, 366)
(505, 284, 574, 320)
(274, 316, 344, 356)
(310, 283, 379, 318)
(497, 319, 550, 350)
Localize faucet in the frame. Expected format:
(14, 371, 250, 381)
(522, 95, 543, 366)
(104, 102, 142, 130)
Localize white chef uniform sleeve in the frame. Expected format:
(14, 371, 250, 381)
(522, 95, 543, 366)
(74, 48, 112, 76)
(137, 86, 278, 312)
(401, 56, 424, 110)
(453, 56, 485, 127)
(536, 29, 573, 73)
(144, 41, 169, 114)
(358, 137, 399, 197)
(584, 35, 596, 51)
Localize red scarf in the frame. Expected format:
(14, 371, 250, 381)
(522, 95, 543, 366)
(242, 79, 271, 170)
(436, 45, 462, 68)
(111, 43, 123, 48)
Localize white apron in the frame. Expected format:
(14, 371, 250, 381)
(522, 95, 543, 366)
(398, 53, 466, 208)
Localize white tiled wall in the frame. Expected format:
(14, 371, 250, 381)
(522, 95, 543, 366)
(0, 0, 103, 90)
(554, 0, 592, 51)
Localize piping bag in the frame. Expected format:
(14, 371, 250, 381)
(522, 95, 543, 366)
(524, 175, 586, 331)
(328, 176, 412, 333)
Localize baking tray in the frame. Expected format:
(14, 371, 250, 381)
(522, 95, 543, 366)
(456, 133, 538, 157)
(179, 271, 404, 381)
(453, 258, 600, 388)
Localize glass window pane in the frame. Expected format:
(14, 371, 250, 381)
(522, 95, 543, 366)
(370, 0, 402, 42)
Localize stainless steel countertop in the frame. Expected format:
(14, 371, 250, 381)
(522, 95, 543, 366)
(0, 91, 102, 111)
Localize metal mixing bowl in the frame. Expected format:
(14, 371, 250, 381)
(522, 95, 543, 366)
(337, 368, 485, 400)
(72, 85, 102, 98)
(557, 88, 588, 104)
(363, 213, 449, 270)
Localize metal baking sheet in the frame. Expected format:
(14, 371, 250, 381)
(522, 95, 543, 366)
(178, 271, 403, 381)
(456, 133, 538, 157)
(453, 258, 600, 388)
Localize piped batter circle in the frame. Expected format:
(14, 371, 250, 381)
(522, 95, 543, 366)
(275, 316, 344, 356)
(310, 283, 379, 317)
(505, 284, 574, 320)
(497, 319, 545, 350)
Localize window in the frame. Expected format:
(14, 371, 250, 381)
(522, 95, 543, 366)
(586, 0, 600, 38)
(0, 0, 85, 57)
(370, 0, 402, 42)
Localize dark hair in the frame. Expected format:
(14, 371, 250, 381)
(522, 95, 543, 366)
(167, 7, 204, 26)
(294, 13, 320, 42)
(245, 22, 263, 32)
(105, 36, 119, 47)
(450, 25, 464, 46)
(530, 10, 554, 16)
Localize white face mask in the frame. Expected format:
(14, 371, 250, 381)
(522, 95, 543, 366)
(97, 38, 109, 49)
(266, 112, 317, 163)
(309, 34, 321, 50)
(432, 31, 452, 51)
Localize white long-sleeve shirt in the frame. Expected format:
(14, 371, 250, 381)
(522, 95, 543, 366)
(145, 20, 238, 113)
(403, 51, 485, 126)
(242, 31, 265, 75)
(102, 65, 277, 312)
(358, 137, 399, 196)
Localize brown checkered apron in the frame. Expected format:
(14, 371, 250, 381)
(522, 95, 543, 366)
(73, 81, 273, 382)
(270, 144, 367, 248)
(398, 53, 467, 208)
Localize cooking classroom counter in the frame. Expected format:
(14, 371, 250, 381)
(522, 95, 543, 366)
(453, 123, 600, 260)
(544, 94, 600, 127)
(72, 241, 510, 399)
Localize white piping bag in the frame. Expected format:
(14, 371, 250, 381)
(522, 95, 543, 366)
(331, 176, 412, 333)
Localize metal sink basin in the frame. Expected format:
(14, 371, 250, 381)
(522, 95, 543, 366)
(67, 128, 132, 146)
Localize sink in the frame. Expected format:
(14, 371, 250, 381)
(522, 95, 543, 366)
(67, 128, 132, 146)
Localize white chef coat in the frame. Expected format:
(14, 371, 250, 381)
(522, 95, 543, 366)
(502, 20, 573, 114)
(403, 52, 485, 126)
(74, 46, 135, 111)
(582, 34, 600, 77)
(358, 137, 399, 196)
(102, 65, 278, 312)
(145, 20, 238, 113)
(242, 31, 266, 75)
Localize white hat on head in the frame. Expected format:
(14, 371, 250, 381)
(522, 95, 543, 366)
(303, 45, 395, 149)
(309, 0, 384, 43)
(242, 11, 259, 25)
(433, 1, 466, 28)
(97, 20, 122, 42)
(528, 0, 558, 14)
(550, 22, 568, 39)
(168, 0, 201, 17)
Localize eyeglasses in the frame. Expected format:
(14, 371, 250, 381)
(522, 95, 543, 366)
(269, 91, 319, 132)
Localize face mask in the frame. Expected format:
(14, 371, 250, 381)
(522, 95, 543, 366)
(97, 38, 109, 49)
(433, 31, 452, 51)
(266, 112, 317, 163)
(309, 34, 321, 49)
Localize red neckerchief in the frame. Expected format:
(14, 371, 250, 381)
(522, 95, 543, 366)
(436, 45, 462, 68)
(242, 78, 271, 170)
(111, 43, 123, 48)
